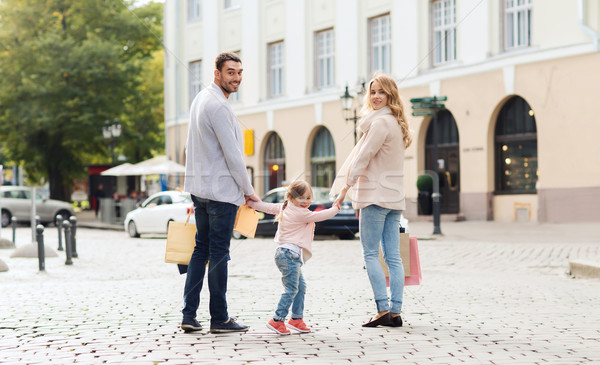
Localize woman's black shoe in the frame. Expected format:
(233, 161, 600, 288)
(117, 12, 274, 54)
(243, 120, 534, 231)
(382, 315, 403, 327)
(362, 312, 392, 327)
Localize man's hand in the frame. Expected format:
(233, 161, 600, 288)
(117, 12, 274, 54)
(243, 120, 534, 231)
(245, 193, 261, 203)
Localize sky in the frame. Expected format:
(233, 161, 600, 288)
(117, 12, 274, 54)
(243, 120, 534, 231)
(134, 0, 164, 5)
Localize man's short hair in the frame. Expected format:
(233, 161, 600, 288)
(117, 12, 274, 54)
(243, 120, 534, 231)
(215, 52, 241, 71)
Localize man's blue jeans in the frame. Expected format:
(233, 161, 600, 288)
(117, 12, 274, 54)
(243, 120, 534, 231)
(273, 247, 306, 321)
(359, 204, 404, 314)
(182, 196, 237, 324)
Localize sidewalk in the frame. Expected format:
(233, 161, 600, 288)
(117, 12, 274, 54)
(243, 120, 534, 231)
(409, 220, 600, 279)
(409, 219, 600, 243)
(75, 209, 124, 231)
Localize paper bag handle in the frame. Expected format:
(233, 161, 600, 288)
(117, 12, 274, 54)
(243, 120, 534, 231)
(185, 208, 193, 224)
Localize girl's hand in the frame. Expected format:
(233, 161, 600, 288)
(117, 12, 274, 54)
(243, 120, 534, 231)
(334, 184, 349, 209)
(334, 200, 342, 210)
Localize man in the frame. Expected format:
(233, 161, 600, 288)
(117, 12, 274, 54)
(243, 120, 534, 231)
(182, 52, 259, 333)
(93, 184, 105, 218)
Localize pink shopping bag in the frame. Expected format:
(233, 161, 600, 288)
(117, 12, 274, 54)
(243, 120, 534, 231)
(404, 237, 422, 285)
(384, 236, 422, 286)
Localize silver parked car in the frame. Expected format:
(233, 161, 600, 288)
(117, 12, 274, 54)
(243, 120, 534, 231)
(0, 186, 74, 227)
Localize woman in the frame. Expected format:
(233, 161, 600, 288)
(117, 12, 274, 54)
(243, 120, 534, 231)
(333, 73, 412, 327)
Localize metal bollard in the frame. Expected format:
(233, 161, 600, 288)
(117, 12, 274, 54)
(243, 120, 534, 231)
(35, 215, 40, 227)
(63, 221, 73, 266)
(11, 216, 17, 245)
(36, 224, 45, 271)
(69, 216, 78, 258)
(56, 215, 64, 251)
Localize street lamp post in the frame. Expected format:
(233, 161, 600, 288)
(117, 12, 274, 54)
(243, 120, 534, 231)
(103, 118, 121, 166)
(410, 96, 448, 235)
(340, 82, 365, 145)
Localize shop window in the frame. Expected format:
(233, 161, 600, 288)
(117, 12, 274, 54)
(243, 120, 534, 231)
(494, 96, 538, 193)
(264, 133, 286, 192)
(310, 128, 336, 188)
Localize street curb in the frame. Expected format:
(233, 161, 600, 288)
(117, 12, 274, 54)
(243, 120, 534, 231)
(569, 260, 600, 279)
(77, 223, 124, 231)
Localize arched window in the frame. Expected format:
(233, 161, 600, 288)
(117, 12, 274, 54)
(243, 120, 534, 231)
(310, 128, 336, 188)
(425, 110, 459, 147)
(494, 96, 538, 193)
(264, 133, 285, 192)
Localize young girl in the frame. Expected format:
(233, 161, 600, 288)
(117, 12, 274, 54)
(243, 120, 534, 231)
(248, 180, 340, 335)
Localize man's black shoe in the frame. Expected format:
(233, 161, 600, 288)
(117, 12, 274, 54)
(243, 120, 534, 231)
(181, 317, 203, 332)
(210, 317, 249, 333)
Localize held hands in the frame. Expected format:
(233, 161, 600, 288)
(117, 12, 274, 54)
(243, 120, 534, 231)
(333, 200, 342, 210)
(333, 184, 350, 210)
(245, 193, 261, 204)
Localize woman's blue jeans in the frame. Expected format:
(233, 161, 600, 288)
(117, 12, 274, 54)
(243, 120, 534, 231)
(182, 196, 237, 324)
(273, 247, 306, 321)
(359, 204, 404, 314)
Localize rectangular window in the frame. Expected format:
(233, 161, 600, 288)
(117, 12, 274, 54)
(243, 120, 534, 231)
(187, 0, 201, 22)
(315, 29, 335, 89)
(224, 0, 241, 10)
(229, 50, 241, 103)
(504, 0, 532, 50)
(189, 60, 202, 104)
(369, 14, 391, 75)
(268, 41, 284, 97)
(433, 0, 456, 65)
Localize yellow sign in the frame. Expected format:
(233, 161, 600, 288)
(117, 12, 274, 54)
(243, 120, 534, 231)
(244, 129, 254, 156)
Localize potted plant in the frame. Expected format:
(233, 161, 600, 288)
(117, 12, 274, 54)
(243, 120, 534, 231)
(416, 174, 433, 215)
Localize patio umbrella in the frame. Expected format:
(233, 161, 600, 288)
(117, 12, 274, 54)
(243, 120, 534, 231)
(100, 163, 141, 176)
(132, 156, 185, 175)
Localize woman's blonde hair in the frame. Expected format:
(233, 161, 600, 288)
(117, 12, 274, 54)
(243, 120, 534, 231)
(277, 180, 313, 223)
(360, 73, 413, 149)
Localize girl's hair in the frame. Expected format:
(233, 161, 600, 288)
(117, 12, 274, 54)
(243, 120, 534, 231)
(277, 180, 313, 223)
(360, 73, 413, 149)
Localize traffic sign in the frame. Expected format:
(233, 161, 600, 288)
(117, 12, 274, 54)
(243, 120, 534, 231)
(412, 103, 445, 110)
(411, 102, 434, 109)
(410, 96, 447, 103)
(412, 110, 434, 117)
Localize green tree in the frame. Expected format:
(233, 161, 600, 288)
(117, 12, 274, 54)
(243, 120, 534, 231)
(0, 0, 163, 200)
(120, 48, 165, 163)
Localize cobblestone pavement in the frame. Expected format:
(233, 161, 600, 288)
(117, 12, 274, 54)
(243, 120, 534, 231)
(0, 221, 599, 364)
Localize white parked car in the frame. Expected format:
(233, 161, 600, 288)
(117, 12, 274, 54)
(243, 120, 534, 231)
(1, 186, 74, 227)
(124, 191, 195, 238)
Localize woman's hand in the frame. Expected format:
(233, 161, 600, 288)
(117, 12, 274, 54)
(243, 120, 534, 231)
(334, 184, 350, 209)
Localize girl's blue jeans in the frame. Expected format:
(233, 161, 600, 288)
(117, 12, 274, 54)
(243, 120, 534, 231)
(273, 247, 306, 321)
(359, 204, 404, 314)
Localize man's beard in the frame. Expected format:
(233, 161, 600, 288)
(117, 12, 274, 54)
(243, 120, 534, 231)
(221, 81, 239, 95)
